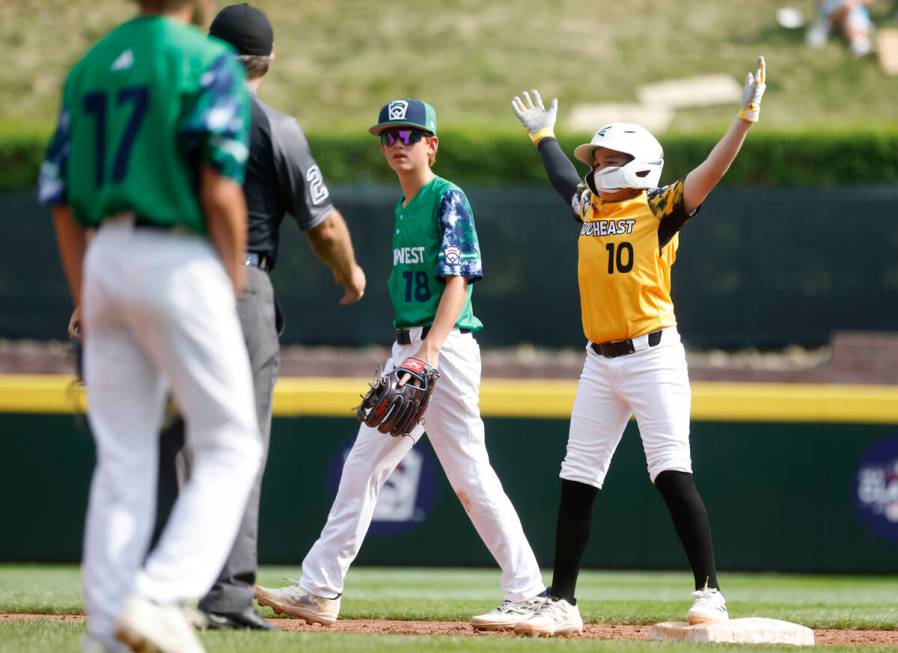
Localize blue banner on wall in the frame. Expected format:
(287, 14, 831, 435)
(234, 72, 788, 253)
(855, 437, 898, 544)
(328, 436, 439, 538)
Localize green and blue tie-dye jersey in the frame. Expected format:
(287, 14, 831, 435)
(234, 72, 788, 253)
(388, 176, 484, 332)
(37, 16, 249, 234)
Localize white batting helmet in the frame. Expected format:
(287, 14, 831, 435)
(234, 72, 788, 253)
(573, 123, 664, 192)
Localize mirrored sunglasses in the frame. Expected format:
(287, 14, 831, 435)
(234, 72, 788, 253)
(380, 128, 428, 146)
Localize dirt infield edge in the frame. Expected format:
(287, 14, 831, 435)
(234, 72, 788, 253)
(2, 613, 897, 646)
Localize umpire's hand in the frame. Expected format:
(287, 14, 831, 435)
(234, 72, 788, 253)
(307, 209, 366, 305)
(337, 263, 366, 305)
(68, 306, 81, 340)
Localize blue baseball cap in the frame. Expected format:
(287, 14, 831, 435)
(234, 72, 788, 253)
(369, 99, 438, 136)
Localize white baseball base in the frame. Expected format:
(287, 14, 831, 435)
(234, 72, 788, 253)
(651, 618, 815, 646)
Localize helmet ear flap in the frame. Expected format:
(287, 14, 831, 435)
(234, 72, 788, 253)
(621, 158, 664, 189)
(585, 169, 599, 195)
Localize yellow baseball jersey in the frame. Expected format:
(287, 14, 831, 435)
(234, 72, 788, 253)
(572, 180, 696, 344)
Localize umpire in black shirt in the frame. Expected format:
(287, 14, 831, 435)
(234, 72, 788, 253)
(153, 3, 366, 630)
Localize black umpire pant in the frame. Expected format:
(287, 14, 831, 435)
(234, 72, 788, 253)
(151, 265, 281, 613)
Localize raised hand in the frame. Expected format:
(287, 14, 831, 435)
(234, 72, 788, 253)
(511, 90, 559, 144)
(737, 56, 766, 123)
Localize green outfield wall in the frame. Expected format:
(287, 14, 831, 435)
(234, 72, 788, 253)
(3, 185, 898, 349)
(3, 376, 898, 573)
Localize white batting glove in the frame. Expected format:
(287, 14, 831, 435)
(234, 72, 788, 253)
(511, 90, 558, 145)
(737, 56, 766, 123)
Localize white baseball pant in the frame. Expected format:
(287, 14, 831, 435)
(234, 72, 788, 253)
(80, 216, 262, 644)
(300, 327, 545, 603)
(561, 326, 693, 489)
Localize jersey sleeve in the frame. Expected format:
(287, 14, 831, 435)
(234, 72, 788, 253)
(270, 114, 335, 230)
(536, 137, 582, 210)
(178, 52, 250, 183)
(37, 90, 72, 206)
(648, 179, 698, 248)
(436, 189, 483, 282)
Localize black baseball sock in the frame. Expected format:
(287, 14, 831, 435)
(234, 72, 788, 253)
(549, 479, 599, 602)
(654, 470, 719, 591)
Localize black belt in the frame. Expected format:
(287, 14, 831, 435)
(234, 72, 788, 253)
(245, 252, 272, 272)
(396, 325, 472, 344)
(591, 330, 663, 358)
(133, 216, 174, 231)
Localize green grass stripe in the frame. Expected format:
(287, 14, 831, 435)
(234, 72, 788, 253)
(3, 565, 898, 631)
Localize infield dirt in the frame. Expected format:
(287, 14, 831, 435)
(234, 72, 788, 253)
(3, 614, 897, 646)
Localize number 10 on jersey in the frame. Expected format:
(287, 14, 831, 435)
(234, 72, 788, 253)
(606, 241, 634, 274)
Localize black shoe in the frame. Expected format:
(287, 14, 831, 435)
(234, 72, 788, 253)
(202, 606, 274, 631)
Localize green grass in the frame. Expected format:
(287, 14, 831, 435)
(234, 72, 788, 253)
(3, 0, 898, 133)
(2, 564, 898, 652)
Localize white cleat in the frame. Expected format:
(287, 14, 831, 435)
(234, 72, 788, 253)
(471, 596, 547, 631)
(687, 586, 729, 625)
(254, 584, 340, 625)
(513, 597, 583, 637)
(181, 606, 209, 630)
(114, 594, 206, 653)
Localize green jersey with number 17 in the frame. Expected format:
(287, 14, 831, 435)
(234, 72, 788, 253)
(388, 176, 484, 332)
(37, 16, 249, 233)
